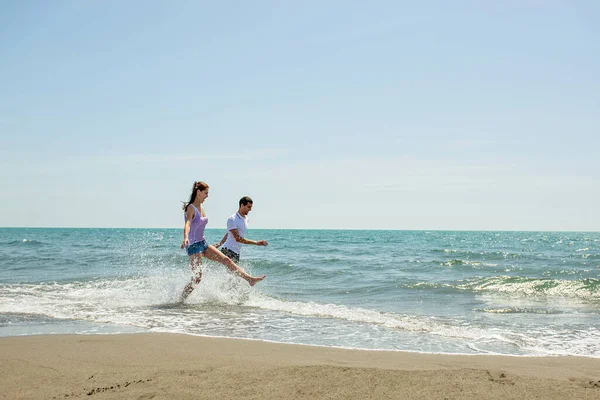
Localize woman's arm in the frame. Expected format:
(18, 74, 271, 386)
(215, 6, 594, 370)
(181, 207, 195, 248)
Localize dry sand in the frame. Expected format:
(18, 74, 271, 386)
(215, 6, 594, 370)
(1, 333, 599, 399)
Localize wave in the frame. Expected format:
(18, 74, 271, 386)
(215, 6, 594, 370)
(474, 307, 565, 315)
(1, 239, 47, 246)
(438, 259, 499, 268)
(0, 278, 513, 344)
(431, 248, 525, 260)
(408, 276, 600, 300)
(460, 276, 600, 299)
(1, 273, 599, 357)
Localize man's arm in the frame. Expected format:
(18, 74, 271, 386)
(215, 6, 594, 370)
(230, 229, 268, 246)
(214, 233, 228, 248)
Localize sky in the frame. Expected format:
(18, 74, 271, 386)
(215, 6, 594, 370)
(1, 1, 599, 231)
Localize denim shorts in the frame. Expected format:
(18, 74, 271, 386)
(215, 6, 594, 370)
(186, 239, 209, 256)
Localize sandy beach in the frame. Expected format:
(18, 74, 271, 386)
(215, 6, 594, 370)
(0, 334, 598, 399)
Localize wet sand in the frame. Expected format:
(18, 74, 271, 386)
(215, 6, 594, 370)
(1, 333, 599, 399)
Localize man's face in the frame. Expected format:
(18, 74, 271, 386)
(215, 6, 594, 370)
(241, 202, 253, 215)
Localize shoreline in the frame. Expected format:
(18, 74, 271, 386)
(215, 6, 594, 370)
(7, 329, 600, 359)
(1, 333, 599, 399)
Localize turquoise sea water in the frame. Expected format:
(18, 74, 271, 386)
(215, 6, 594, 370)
(1, 228, 599, 357)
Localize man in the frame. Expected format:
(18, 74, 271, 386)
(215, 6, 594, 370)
(214, 196, 268, 263)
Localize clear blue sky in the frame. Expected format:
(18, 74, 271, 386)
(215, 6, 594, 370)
(1, 1, 598, 230)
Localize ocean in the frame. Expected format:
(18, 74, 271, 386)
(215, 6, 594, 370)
(1, 228, 598, 357)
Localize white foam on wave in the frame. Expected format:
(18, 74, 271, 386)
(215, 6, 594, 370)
(1, 270, 599, 357)
(1, 274, 504, 341)
(0, 265, 262, 328)
(475, 307, 562, 314)
(245, 294, 511, 342)
(441, 260, 499, 268)
(461, 276, 600, 299)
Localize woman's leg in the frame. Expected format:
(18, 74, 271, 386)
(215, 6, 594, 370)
(180, 253, 203, 301)
(204, 245, 265, 286)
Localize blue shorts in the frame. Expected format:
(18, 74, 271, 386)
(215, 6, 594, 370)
(186, 239, 209, 256)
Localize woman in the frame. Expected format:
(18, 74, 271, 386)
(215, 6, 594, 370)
(180, 181, 265, 301)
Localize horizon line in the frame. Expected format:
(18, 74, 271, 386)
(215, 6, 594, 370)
(1, 226, 598, 234)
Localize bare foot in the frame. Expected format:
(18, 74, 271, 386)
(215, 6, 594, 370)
(249, 275, 266, 286)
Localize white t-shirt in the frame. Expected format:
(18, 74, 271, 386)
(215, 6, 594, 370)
(223, 212, 248, 254)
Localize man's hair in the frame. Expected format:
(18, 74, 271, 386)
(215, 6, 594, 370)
(239, 196, 253, 206)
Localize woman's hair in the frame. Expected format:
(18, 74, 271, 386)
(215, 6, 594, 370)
(183, 181, 209, 211)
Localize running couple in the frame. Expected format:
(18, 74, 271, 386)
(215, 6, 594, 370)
(180, 181, 268, 301)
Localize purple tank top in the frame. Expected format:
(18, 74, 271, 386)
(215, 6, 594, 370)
(186, 205, 208, 244)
